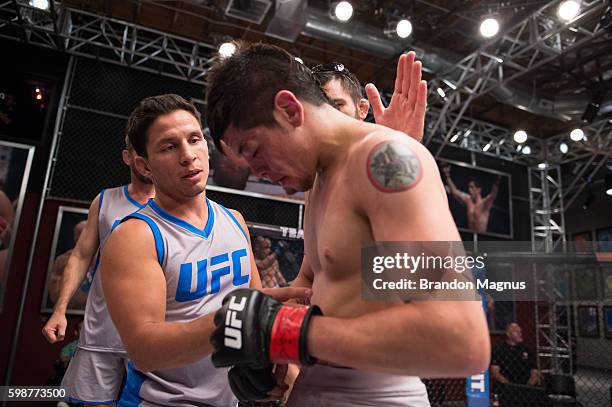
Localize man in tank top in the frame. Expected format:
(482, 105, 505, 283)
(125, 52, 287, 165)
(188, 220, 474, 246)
(42, 137, 155, 405)
(100, 94, 308, 406)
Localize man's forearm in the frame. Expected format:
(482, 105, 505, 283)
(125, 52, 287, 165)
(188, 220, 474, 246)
(53, 255, 92, 313)
(491, 368, 509, 384)
(306, 301, 489, 377)
(126, 314, 215, 372)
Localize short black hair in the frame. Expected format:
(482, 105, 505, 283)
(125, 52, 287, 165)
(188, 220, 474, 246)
(315, 70, 363, 107)
(205, 41, 329, 152)
(467, 176, 482, 189)
(126, 94, 201, 157)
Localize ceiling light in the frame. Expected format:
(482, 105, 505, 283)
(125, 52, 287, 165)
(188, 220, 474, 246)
(559, 142, 569, 154)
(29, 0, 49, 10)
(538, 162, 547, 170)
(218, 42, 236, 58)
(558, 1, 581, 21)
(513, 130, 528, 143)
(332, 1, 353, 22)
(522, 145, 532, 155)
(605, 174, 612, 196)
(464, 129, 472, 137)
(450, 134, 460, 143)
(480, 17, 500, 38)
(295, 57, 304, 64)
(436, 87, 446, 98)
(483, 142, 492, 152)
(570, 128, 584, 141)
(396, 19, 413, 38)
(442, 79, 457, 90)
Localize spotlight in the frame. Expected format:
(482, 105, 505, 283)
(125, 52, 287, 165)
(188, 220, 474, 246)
(559, 142, 569, 154)
(29, 0, 49, 10)
(480, 17, 499, 38)
(436, 88, 446, 98)
(218, 42, 236, 58)
(513, 130, 528, 143)
(295, 57, 304, 64)
(450, 134, 460, 143)
(558, 1, 581, 21)
(396, 19, 413, 38)
(332, 1, 353, 22)
(538, 162, 547, 170)
(605, 174, 612, 196)
(522, 145, 532, 155)
(483, 142, 492, 152)
(570, 128, 584, 141)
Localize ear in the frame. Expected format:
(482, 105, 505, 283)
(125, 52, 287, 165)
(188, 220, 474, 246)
(121, 149, 131, 166)
(273, 90, 304, 128)
(357, 98, 370, 120)
(133, 155, 152, 180)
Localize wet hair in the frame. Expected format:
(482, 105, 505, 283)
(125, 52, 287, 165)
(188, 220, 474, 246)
(125, 94, 201, 157)
(314, 70, 363, 107)
(205, 41, 329, 152)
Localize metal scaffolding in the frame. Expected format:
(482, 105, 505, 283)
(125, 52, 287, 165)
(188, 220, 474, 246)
(528, 164, 573, 375)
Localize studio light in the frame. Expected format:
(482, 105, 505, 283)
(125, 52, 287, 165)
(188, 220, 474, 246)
(332, 1, 353, 22)
(436, 87, 446, 98)
(450, 134, 460, 143)
(570, 128, 585, 141)
(538, 162, 547, 170)
(396, 19, 413, 38)
(522, 145, 532, 155)
(29, 0, 49, 10)
(483, 142, 492, 152)
(218, 42, 237, 57)
(559, 142, 569, 154)
(480, 17, 499, 38)
(513, 130, 528, 143)
(558, 0, 581, 21)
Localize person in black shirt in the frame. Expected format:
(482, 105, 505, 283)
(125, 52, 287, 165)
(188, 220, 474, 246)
(491, 322, 540, 388)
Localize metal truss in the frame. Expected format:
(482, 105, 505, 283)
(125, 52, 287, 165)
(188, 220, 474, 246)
(423, 0, 609, 157)
(528, 165, 572, 375)
(0, 1, 218, 84)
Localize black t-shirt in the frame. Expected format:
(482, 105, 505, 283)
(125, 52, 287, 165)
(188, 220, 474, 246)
(491, 342, 535, 385)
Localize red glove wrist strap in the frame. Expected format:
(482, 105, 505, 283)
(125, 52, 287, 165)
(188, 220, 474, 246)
(269, 305, 308, 364)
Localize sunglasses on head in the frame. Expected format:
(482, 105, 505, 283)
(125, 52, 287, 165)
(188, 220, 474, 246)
(311, 62, 360, 88)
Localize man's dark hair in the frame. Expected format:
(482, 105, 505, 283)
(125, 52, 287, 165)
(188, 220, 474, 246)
(205, 42, 329, 152)
(315, 70, 363, 107)
(126, 94, 201, 157)
(467, 176, 482, 189)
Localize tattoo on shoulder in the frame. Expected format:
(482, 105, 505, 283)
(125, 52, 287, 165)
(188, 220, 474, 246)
(366, 141, 422, 192)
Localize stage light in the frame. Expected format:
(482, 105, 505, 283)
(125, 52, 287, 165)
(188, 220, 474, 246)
(538, 162, 547, 170)
(522, 145, 532, 155)
(480, 17, 499, 38)
(396, 19, 413, 38)
(483, 142, 492, 152)
(218, 42, 236, 58)
(295, 57, 304, 64)
(436, 88, 446, 98)
(558, 1, 581, 21)
(450, 134, 460, 143)
(513, 130, 528, 143)
(332, 1, 353, 22)
(570, 128, 584, 141)
(29, 0, 49, 10)
(559, 142, 569, 154)
(605, 174, 612, 196)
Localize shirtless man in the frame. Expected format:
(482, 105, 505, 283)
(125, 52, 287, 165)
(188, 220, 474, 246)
(206, 42, 490, 406)
(443, 166, 500, 233)
(46, 221, 89, 309)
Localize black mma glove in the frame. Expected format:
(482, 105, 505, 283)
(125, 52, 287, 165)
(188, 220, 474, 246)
(229, 364, 276, 402)
(210, 288, 322, 368)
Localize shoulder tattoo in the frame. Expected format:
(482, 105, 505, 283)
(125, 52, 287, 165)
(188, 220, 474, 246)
(366, 141, 422, 192)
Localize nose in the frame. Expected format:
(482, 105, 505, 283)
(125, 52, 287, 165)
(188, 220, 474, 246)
(179, 142, 197, 165)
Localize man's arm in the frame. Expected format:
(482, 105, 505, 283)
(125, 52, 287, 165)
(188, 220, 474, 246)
(528, 369, 540, 386)
(101, 219, 216, 372)
(442, 166, 469, 206)
(490, 365, 510, 384)
(306, 135, 489, 377)
(483, 176, 500, 209)
(364, 51, 427, 141)
(42, 196, 101, 343)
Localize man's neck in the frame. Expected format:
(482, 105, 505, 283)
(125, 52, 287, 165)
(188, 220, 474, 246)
(127, 178, 155, 205)
(154, 191, 209, 229)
